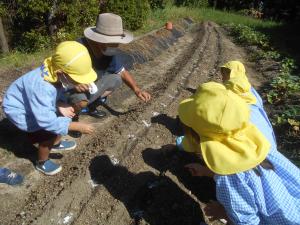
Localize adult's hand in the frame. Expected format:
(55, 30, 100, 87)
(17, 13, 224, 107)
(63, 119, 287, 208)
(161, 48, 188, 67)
(135, 89, 151, 102)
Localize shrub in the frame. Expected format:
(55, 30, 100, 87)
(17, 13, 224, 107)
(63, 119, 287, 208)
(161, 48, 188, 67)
(148, 0, 168, 10)
(175, 0, 208, 7)
(227, 23, 269, 49)
(4, 0, 99, 52)
(101, 0, 150, 30)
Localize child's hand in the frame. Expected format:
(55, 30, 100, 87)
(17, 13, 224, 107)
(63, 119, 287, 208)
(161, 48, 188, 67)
(74, 84, 90, 93)
(204, 201, 228, 222)
(78, 123, 95, 134)
(58, 102, 75, 118)
(184, 163, 214, 177)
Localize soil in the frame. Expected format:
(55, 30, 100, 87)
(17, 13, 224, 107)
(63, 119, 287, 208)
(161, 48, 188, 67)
(0, 21, 281, 225)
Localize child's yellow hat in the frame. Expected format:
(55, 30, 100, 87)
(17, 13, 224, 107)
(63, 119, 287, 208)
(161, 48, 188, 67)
(221, 61, 256, 104)
(178, 82, 270, 175)
(43, 41, 97, 84)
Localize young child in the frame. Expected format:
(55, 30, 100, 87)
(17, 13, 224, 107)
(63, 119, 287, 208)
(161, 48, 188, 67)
(177, 82, 300, 225)
(220, 60, 277, 146)
(220, 60, 263, 107)
(2, 41, 96, 175)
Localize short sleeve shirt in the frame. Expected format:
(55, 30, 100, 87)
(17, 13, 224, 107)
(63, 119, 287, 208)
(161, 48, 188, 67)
(77, 37, 125, 76)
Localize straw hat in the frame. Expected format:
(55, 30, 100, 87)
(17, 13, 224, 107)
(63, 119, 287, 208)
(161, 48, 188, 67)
(84, 13, 133, 44)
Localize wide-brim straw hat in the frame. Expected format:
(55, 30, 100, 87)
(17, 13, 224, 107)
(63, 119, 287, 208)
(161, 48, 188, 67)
(84, 13, 133, 44)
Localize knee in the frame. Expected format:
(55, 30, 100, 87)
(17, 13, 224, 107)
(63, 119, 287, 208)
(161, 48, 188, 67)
(111, 74, 123, 88)
(72, 100, 88, 113)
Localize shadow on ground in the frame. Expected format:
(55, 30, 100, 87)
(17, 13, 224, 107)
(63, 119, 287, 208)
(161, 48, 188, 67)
(0, 118, 62, 164)
(90, 155, 205, 225)
(151, 114, 183, 136)
(142, 145, 216, 204)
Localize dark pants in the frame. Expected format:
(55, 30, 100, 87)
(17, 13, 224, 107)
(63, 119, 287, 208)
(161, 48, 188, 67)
(66, 73, 123, 106)
(27, 129, 58, 144)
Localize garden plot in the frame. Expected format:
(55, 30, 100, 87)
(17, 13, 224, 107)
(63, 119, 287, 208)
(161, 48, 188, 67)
(0, 21, 285, 225)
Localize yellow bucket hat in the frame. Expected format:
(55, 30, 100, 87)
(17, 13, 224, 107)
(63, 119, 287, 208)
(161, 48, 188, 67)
(178, 82, 270, 175)
(221, 61, 257, 104)
(42, 41, 97, 84)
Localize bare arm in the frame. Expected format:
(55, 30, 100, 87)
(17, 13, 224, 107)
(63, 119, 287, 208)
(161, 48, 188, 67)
(120, 69, 151, 102)
(68, 122, 94, 134)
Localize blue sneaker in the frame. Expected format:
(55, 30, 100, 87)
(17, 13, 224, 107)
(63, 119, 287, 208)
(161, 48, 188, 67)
(80, 107, 107, 118)
(36, 159, 62, 175)
(51, 140, 77, 152)
(0, 168, 24, 185)
(98, 96, 108, 104)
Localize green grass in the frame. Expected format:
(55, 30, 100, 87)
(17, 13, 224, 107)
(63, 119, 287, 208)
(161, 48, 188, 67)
(135, 6, 279, 36)
(0, 6, 279, 71)
(0, 49, 52, 72)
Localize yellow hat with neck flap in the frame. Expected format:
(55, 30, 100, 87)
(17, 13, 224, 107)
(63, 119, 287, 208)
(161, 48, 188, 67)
(221, 61, 257, 104)
(42, 41, 97, 84)
(178, 82, 270, 175)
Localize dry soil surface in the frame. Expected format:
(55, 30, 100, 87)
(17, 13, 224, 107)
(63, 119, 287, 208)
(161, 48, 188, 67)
(0, 21, 269, 225)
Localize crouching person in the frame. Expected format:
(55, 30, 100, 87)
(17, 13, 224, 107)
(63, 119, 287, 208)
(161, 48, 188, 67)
(2, 41, 96, 175)
(177, 82, 300, 224)
(220, 60, 277, 148)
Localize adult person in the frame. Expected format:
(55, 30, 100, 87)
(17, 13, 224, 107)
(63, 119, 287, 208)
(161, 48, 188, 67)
(68, 13, 151, 120)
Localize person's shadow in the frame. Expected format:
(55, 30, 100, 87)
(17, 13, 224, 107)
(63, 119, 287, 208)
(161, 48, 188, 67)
(142, 145, 216, 204)
(151, 114, 183, 136)
(89, 155, 205, 225)
(0, 118, 62, 163)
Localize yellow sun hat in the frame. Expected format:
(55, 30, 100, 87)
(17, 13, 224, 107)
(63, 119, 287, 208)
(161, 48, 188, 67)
(221, 61, 257, 104)
(178, 82, 270, 175)
(42, 41, 97, 84)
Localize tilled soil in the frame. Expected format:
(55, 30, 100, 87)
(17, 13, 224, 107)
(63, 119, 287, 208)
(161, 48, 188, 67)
(0, 21, 269, 225)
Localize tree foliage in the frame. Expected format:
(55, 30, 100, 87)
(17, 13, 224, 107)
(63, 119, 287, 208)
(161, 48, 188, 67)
(1, 0, 100, 52)
(101, 0, 150, 30)
(209, 0, 300, 22)
(175, 0, 208, 7)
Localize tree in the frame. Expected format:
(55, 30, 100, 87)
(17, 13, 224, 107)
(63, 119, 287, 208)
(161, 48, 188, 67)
(0, 16, 9, 53)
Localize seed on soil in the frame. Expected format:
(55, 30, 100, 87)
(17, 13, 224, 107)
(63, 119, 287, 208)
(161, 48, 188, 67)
(16, 211, 26, 219)
(110, 155, 120, 165)
(88, 179, 99, 188)
(61, 212, 73, 224)
(127, 134, 136, 139)
(152, 111, 160, 116)
(142, 120, 151, 128)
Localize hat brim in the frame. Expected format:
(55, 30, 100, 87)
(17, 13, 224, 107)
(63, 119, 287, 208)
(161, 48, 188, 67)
(178, 92, 270, 175)
(68, 68, 97, 84)
(178, 96, 196, 128)
(200, 124, 270, 175)
(84, 27, 134, 44)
